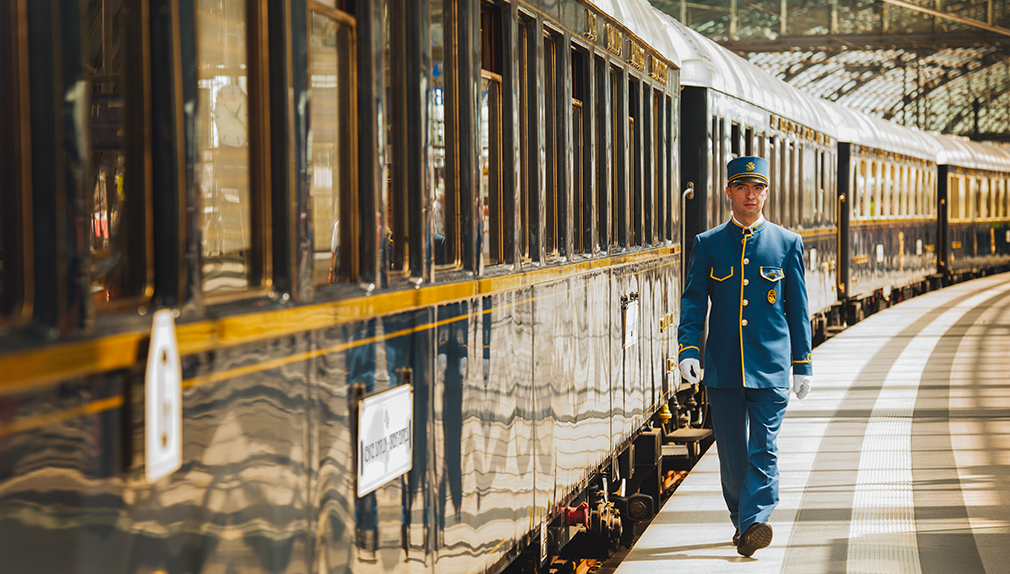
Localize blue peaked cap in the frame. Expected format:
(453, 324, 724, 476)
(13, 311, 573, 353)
(727, 156, 769, 185)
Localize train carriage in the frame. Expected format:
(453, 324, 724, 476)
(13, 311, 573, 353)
(828, 101, 941, 319)
(932, 134, 1010, 280)
(0, 0, 693, 573)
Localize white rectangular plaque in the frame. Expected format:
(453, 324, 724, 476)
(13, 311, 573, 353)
(145, 309, 182, 483)
(625, 300, 639, 348)
(357, 384, 413, 497)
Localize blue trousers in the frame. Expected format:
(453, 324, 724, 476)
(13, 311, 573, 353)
(706, 385, 790, 533)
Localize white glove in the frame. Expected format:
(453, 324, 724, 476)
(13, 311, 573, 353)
(792, 375, 812, 399)
(679, 358, 701, 385)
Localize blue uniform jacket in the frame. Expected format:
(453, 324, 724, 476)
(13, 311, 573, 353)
(678, 219, 813, 388)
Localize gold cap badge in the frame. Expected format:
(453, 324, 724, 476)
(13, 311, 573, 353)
(746, 161, 755, 171)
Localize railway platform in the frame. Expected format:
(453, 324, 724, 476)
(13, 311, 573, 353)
(615, 272, 1010, 574)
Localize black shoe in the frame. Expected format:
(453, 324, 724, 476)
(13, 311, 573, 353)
(732, 529, 739, 546)
(737, 522, 773, 557)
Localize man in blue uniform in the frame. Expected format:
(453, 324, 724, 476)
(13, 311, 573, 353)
(677, 156, 813, 558)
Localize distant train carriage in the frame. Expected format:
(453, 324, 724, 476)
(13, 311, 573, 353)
(933, 135, 1010, 280)
(828, 101, 941, 320)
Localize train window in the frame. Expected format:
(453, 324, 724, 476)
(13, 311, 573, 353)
(0, 0, 31, 321)
(949, 174, 960, 221)
(717, 117, 727, 224)
(431, 0, 458, 266)
(544, 30, 561, 256)
(999, 179, 1007, 218)
(911, 167, 920, 216)
(766, 136, 776, 221)
(956, 175, 967, 220)
(480, 3, 505, 266)
(611, 65, 624, 249)
(710, 116, 718, 227)
(858, 159, 869, 219)
(653, 88, 663, 244)
(308, 6, 357, 284)
(571, 45, 588, 254)
(197, 0, 265, 295)
(385, 0, 409, 273)
(818, 149, 827, 224)
(666, 94, 675, 241)
(82, 0, 151, 308)
(629, 78, 641, 246)
(518, 14, 534, 261)
(909, 164, 917, 216)
(642, 86, 652, 244)
(884, 163, 893, 217)
(731, 123, 741, 158)
(595, 54, 608, 251)
(969, 177, 979, 220)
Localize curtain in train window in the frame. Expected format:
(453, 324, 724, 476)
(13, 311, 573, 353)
(197, 0, 254, 295)
(856, 159, 867, 219)
(901, 165, 910, 217)
(967, 175, 975, 220)
(308, 6, 356, 285)
(956, 175, 966, 220)
(83, 0, 149, 307)
(480, 4, 504, 266)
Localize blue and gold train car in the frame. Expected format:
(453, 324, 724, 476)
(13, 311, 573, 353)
(0, 0, 691, 572)
(828, 101, 940, 321)
(934, 135, 1010, 281)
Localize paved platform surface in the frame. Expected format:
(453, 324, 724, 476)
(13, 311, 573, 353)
(616, 273, 1010, 574)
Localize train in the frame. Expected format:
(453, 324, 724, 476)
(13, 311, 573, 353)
(1, 0, 1009, 574)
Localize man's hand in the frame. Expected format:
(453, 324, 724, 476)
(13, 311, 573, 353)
(792, 375, 812, 399)
(679, 358, 701, 385)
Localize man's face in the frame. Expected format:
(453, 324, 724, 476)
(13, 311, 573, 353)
(726, 181, 768, 221)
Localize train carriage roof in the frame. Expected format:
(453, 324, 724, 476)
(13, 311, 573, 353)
(594, 0, 682, 70)
(926, 132, 1010, 172)
(820, 99, 938, 161)
(659, 14, 831, 137)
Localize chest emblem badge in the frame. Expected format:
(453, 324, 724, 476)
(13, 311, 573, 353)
(767, 289, 777, 304)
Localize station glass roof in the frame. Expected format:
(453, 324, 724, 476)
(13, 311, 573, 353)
(651, 0, 1010, 141)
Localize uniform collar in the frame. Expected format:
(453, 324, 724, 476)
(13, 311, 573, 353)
(731, 214, 765, 234)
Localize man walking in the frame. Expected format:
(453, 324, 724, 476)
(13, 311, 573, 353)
(677, 156, 813, 558)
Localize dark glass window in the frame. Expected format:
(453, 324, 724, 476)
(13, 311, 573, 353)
(0, 0, 30, 320)
(610, 66, 624, 250)
(518, 15, 533, 261)
(544, 30, 561, 256)
(83, 0, 150, 307)
(629, 78, 640, 246)
(571, 46, 588, 254)
(480, 3, 505, 266)
(308, 5, 357, 284)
